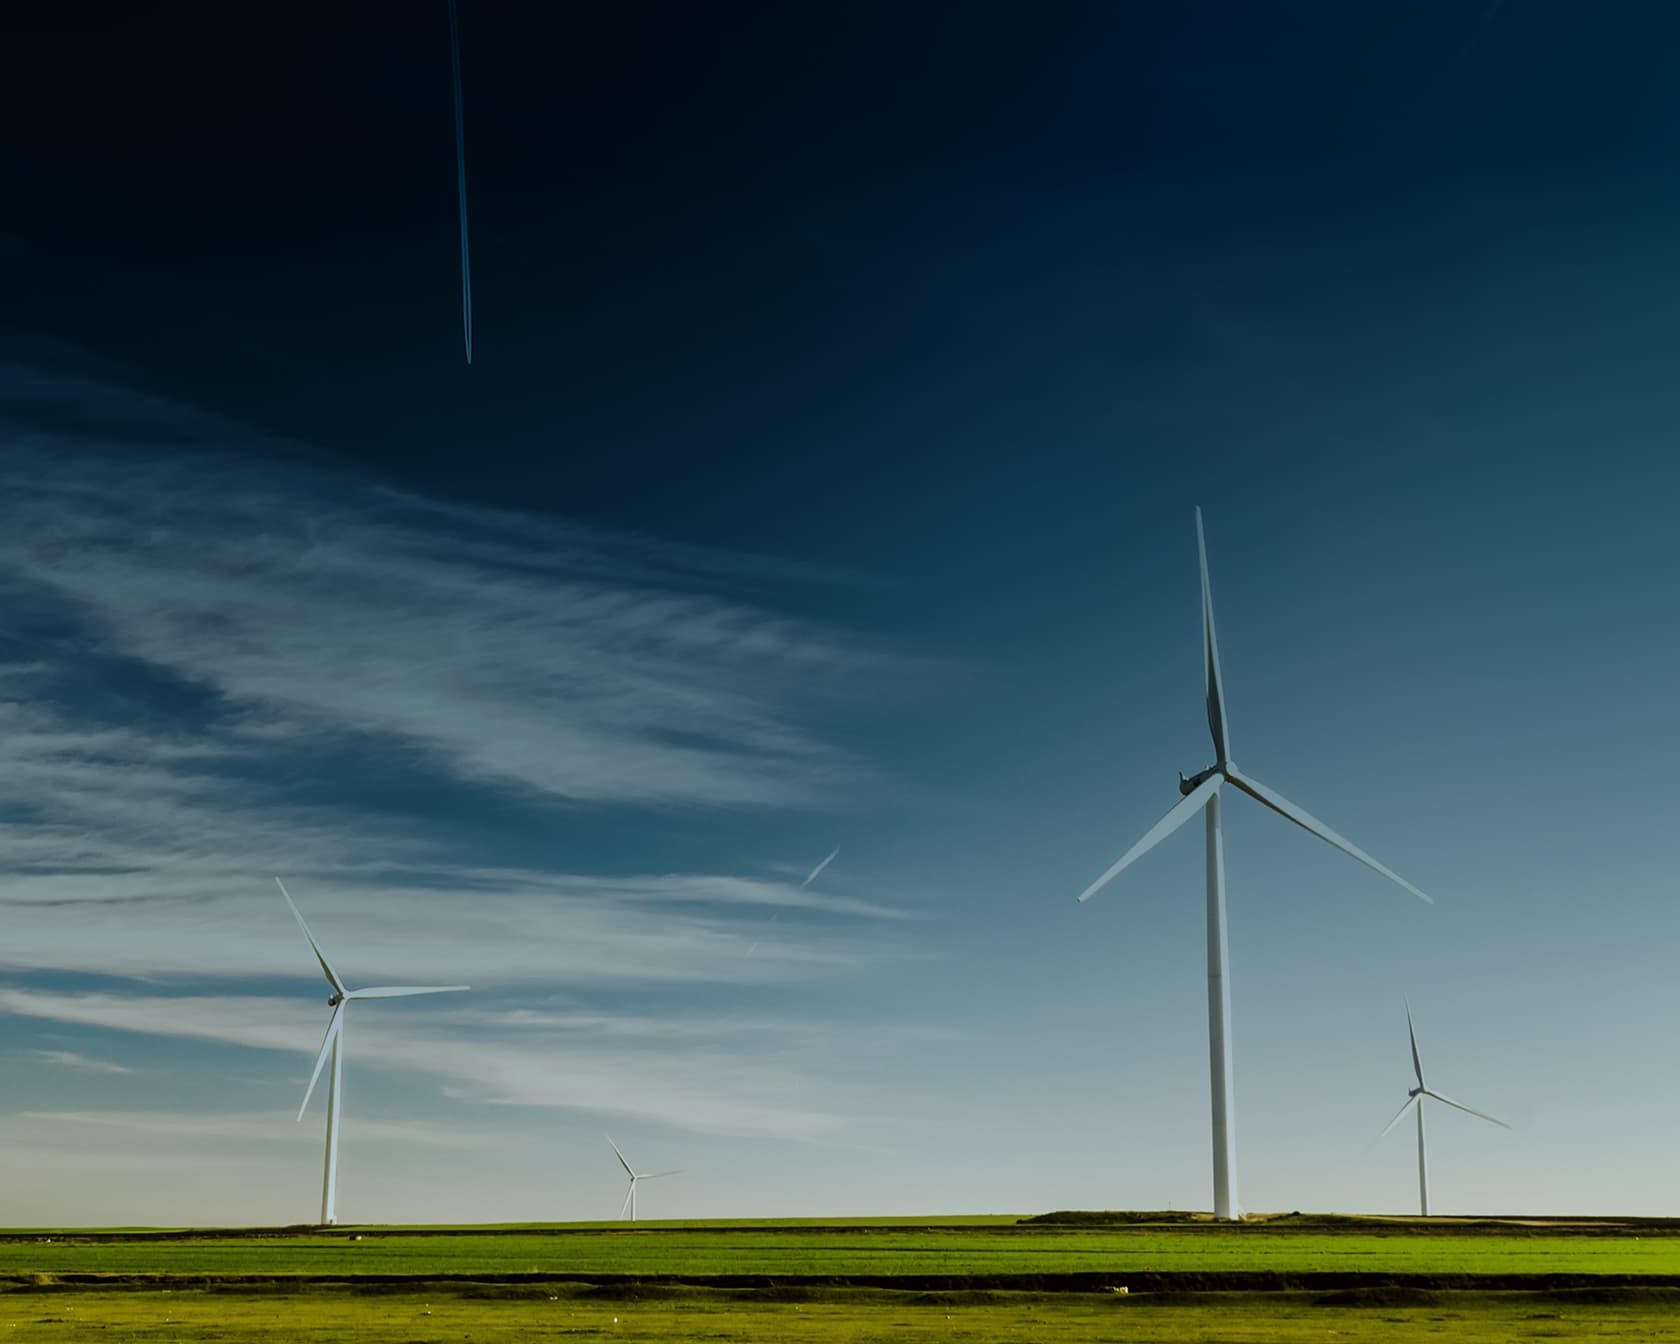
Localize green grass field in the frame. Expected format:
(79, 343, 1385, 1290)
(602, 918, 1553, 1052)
(7, 1215, 1680, 1342)
(4, 1215, 1680, 1280)
(6, 1284, 1680, 1343)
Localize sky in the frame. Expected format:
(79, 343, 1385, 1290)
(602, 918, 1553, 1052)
(3, 0, 1680, 1225)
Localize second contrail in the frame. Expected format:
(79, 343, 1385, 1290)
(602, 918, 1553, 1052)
(448, 0, 473, 364)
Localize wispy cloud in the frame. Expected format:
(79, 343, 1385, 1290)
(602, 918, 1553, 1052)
(0, 358, 934, 1151)
(0, 855, 911, 986)
(25, 1048, 133, 1075)
(0, 375, 909, 810)
(0, 696, 917, 989)
(12, 1109, 477, 1148)
(0, 989, 898, 1140)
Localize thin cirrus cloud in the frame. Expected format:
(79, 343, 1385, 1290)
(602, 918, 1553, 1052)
(12, 1109, 478, 1149)
(0, 867, 906, 986)
(0, 707, 910, 987)
(0, 361, 913, 813)
(0, 989, 876, 1141)
(0, 699, 910, 990)
(25, 1049, 134, 1076)
(0, 359, 927, 1158)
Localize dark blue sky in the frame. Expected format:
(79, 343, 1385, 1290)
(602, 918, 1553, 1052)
(10, 1, 1677, 715)
(14, 1, 1677, 559)
(5, 2, 1680, 1222)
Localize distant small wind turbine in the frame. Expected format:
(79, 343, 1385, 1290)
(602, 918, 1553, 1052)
(1076, 508, 1433, 1221)
(606, 1134, 682, 1221)
(278, 878, 468, 1225)
(1377, 996, 1508, 1216)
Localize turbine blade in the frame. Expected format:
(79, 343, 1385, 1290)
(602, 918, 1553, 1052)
(348, 986, 470, 999)
(1374, 1095, 1417, 1142)
(1224, 769, 1433, 905)
(1404, 995, 1426, 1089)
(605, 1134, 635, 1179)
(1423, 1090, 1511, 1129)
(619, 1184, 634, 1219)
(297, 1003, 343, 1121)
(1077, 774, 1221, 904)
(276, 878, 348, 995)
(1196, 506, 1232, 763)
(801, 847, 840, 889)
(643, 1169, 684, 1179)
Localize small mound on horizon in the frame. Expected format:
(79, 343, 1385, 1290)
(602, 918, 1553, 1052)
(1020, 1210, 1206, 1226)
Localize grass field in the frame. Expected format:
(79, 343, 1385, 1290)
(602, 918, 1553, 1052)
(7, 1215, 1680, 1342)
(6, 1284, 1680, 1343)
(4, 1215, 1680, 1280)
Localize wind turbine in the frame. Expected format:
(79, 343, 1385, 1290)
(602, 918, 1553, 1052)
(1076, 508, 1433, 1221)
(606, 1134, 682, 1221)
(278, 877, 468, 1225)
(1377, 996, 1508, 1216)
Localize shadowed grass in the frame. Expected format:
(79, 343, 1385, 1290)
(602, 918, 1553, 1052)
(8, 1286, 1680, 1343)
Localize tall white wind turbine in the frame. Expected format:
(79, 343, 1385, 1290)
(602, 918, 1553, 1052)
(1076, 508, 1433, 1220)
(606, 1134, 682, 1221)
(1377, 996, 1508, 1215)
(278, 878, 468, 1225)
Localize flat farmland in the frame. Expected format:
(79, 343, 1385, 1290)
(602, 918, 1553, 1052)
(4, 1214, 1680, 1283)
(6, 1283, 1680, 1344)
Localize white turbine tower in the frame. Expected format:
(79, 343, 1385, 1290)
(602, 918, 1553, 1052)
(1377, 996, 1509, 1216)
(606, 1134, 682, 1221)
(278, 877, 468, 1225)
(1076, 508, 1433, 1221)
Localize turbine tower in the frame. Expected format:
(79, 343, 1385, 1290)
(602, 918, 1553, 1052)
(279, 878, 468, 1225)
(1377, 996, 1508, 1215)
(606, 1134, 682, 1221)
(1076, 508, 1432, 1220)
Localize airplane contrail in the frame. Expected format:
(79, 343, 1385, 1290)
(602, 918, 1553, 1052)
(801, 846, 841, 889)
(748, 847, 841, 956)
(447, 0, 473, 364)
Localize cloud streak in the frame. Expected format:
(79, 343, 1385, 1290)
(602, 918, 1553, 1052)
(0, 989, 898, 1141)
(0, 846, 912, 986)
(12, 1109, 477, 1148)
(0, 423, 902, 812)
(25, 1049, 134, 1075)
(0, 359, 934, 1155)
(0, 363, 920, 984)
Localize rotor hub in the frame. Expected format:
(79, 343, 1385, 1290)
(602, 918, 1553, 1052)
(1178, 764, 1224, 796)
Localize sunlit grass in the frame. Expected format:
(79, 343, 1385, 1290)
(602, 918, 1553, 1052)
(2, 1216, 1679, 1279)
